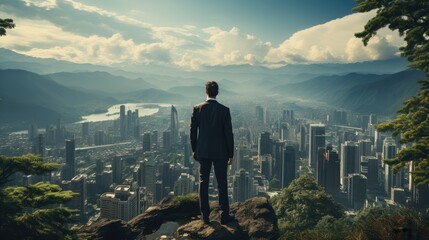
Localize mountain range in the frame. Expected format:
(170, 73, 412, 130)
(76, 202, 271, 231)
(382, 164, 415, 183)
(0, 48, 422, 130)
(274, 69, 424, 114)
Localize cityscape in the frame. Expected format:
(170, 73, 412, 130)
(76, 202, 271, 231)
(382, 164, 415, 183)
(1, 0, 428, 239)
(2, 95, 428, 225)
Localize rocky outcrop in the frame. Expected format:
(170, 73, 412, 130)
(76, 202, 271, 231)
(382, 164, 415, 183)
(79, 194, 279, 240)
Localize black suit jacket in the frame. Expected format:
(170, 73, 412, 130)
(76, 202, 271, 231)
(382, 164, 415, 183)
(190, 99, 234, 159)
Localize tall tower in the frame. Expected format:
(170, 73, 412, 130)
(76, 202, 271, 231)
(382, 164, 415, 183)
(142, 132, 151, 152)
(325, 146, 340, 197)
(170, 105, 179, 145)
(112, 156, 123, 184)
(62, 139, 76, 181)
(347, 173, 367, 210)
(258, 132, 272, 156)
(233, 169, 252, 202)
(120, 105, 126, 140)
(340, 141, 359, 186)
(383, 137, 397, 195)
(282, 146, 296, 188)
(309, 124, 325, 168)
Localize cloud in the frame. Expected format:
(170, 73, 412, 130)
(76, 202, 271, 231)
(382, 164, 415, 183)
(0, 1, 406, 70)
(266, 11, 404, 64)
(200, 27, 271, 66)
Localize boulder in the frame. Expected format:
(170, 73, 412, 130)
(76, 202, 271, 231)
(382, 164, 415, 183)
(79, 194, 279, 240)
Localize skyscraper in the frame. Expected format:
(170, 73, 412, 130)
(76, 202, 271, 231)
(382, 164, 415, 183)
(120, 105, 126, 140)
(69, 174, 87, 221)
(282, 146, 296, 188)
(82, 122, 89, 137)
(309, 124, 325, 168)
(358, 139, 372, 158)
(258, 132, 272, 156)
(174, 173, 195, 195)
(62, 139, 76, 181)
(162, 130, 171, 150)
(182, 134, 191, 171)
(324, 146, 340, 197)
(383, 137, 398, 195)
(142, 132, 151, 152)
(100, 185, 138, 221)
(112, 156, 123, 184)
(260, 154, 273, 180)
(170, 105, 179, 145)
(233, 169, 252, 202)
(347, 173, 367, 210)
(32, 133, 45, 156)
(361, 156, 378, 189)
(340, 141, 359, 186)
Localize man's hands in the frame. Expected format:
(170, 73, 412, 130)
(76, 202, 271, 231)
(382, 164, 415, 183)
(228, 157, 233, 165)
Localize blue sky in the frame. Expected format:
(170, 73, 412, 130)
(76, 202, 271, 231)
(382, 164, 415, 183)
(76, 0, 357, 45)
(0, 0, 403, 69)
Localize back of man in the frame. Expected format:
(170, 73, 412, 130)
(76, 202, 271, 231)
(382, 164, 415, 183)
(193, 100, 232, 159)
(190, 81, 234, 225)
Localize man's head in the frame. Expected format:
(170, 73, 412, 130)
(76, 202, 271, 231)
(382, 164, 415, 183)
(205, 81, 219, 98)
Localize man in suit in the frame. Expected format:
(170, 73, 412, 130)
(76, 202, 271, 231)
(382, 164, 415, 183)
(190, 81, 234, 224)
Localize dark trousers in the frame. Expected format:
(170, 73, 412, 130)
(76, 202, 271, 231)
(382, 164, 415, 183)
(199, 157, 230, 217)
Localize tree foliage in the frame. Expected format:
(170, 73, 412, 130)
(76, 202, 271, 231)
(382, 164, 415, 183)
(0, 155, 77, 240)
(0, 18, 14, 36)
(271, 175, 343, 238)
(354, 0, 429, 185)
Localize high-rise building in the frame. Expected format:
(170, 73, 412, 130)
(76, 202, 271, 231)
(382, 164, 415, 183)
(182, 135, 191, 171)
(68, 174, 87, 221)
(82, 122, 89, 137)
(309, 124, 325, 168)
(94, 130, 106, 146)
(347, 173, 367, 210)
(32, 133, 45, 156)
(95, 159, 104, 174)
(282, 146, 296, 188)
(340, 141, 359, 186)
(272, 140, 284, 180)
(139, 160, 155, 194)
(142, 132, 151, 152)
(323, 146, 340, 197)
(383, 137, 397, 195)
(260, 154, 273, 180)
(358, 139, 372, 158)
(100, 185, 138, 221)
(152, 131, 158, 147)
(233, 169, 252, 202)
(174, 173, 195, 195)
(62, 139, 76, 181)
(112, 156, 123, 184)
(163, 130, 171, 150)
(299, 125, 306, 153)
(28, 124, 38, 140)
(120, 105, 126, 140)
(258, 132, 272, 156)
(233, 145, 251, 174)
(170, 105, 179, 145)
(361, 156, 378, 189)
(154, 181, 164, 202)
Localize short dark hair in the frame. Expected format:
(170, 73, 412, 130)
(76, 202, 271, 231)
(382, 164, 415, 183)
(206, 81, 219, 98)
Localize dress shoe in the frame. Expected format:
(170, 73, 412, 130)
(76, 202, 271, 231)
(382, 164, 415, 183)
(220, 214, 234, 225)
